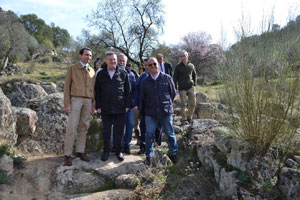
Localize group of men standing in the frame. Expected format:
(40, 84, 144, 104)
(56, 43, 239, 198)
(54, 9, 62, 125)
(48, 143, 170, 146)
(63, 47, 197, 166)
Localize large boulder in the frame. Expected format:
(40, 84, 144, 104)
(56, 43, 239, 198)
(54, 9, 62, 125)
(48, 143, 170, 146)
(7, 88, 28, 107)
(39, 82, 57, 94)
(278, 167, 300, 200)
(7, 82, 48, 107)
(53, 165, 106, 194)
(115, 174, 140, 189)
(197, 145, 238, 197)
(19, 83, 48, 100)
(196, 92, 208, 103)
(0, 88, 17, 146)
(51, 152, 146, 195)
(85, 117, 103, 153)
(166, 173, 221, 200)
(194, 103, 229, 120)
(13, 107, 38, 136)
(186, 119, 221, 148)
(18, 93, 67, 154)
(0, 154, 14, 175)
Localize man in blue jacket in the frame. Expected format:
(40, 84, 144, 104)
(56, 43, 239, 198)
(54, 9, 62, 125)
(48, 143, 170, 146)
(117, 53, 137, 154)
(141, 57, 178, 165)
(95, 52, 131, 162)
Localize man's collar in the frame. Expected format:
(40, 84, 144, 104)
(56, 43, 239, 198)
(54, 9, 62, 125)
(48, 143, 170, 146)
(150, 71, 160, 80)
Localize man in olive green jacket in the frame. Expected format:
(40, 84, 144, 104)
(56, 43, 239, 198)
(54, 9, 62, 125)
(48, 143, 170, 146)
(173, 50, 197, 122)
(63, 47, 95, 166)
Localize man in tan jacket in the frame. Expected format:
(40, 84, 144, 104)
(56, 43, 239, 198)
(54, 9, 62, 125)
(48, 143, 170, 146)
(64, 47, 95, 166)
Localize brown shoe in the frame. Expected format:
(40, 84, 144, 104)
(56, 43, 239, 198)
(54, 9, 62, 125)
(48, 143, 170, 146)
(65, 156, 72, 166)
(76, 153, 90, 162)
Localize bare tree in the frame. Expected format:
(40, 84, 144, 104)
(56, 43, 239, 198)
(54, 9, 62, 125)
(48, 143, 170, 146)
(86, 0, 164, 65)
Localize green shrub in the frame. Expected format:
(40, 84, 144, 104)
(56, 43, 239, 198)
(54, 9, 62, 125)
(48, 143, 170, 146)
(52, 56, 61, 62)
(0, 145, 10, 158)
(12, 155, 26, 166)
(219, 33, 300, 156)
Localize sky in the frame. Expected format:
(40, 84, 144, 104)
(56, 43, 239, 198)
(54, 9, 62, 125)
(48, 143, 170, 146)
(1, 0, 300, 46)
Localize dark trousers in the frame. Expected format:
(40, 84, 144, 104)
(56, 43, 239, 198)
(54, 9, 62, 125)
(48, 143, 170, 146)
(101, 113, 125, 154)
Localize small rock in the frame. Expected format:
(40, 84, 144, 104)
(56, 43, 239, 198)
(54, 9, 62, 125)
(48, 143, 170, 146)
(115, 174, 140, 189)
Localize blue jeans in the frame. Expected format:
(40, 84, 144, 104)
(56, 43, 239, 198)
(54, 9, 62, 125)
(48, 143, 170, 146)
(145, 114, 178, 158)
(122, 108, 134, 148)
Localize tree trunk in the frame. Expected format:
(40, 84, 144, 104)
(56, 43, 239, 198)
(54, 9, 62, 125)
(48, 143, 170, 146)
(2, 56, 8, 70)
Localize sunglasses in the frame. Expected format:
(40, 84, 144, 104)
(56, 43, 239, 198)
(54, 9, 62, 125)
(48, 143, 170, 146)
(148, 63, 157, 67)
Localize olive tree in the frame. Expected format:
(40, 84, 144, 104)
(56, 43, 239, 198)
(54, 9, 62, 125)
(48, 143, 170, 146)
(86, 0, 165, 65)
(0, 10, 36, 69)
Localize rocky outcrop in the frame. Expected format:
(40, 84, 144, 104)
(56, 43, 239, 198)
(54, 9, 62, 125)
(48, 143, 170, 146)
(196, 93, 208, 103)
(0, 88, 17, 146)
(186, 119, 221, 149)
(198, 130, 282, 199)
(279, 167, 300, 200)
(194, 102, 228, 120)
(18, 93, 67, 154)
(166, 173, 221, 200)
(19, 83, 48, 100)
(0, 154, 14, 175)
(8, 82, 48, 107)
(40, 82, 57, 94)
(13, 107, 38, 136)
(51, 152, 146, 195)
(115, 174, 140, 189)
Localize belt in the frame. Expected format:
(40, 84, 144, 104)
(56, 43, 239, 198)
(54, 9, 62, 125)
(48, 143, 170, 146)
(71, 96, 92, 99)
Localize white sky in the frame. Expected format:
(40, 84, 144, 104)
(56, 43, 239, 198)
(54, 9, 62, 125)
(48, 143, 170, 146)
(1, 0, 300, 46)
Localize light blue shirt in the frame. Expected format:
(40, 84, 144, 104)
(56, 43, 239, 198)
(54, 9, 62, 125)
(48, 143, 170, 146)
(80, 61, 89, 71)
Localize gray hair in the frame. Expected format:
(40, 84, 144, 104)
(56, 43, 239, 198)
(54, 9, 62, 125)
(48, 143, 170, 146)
(105, 51, 116, 57)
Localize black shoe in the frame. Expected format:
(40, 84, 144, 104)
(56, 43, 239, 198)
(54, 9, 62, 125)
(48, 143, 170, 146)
(101, 151, 109, 161)
(123, 147, 131, 155)
(116, 152, 124, 161)
(138, 147, 145, 155)
(144, 157, 151, 165)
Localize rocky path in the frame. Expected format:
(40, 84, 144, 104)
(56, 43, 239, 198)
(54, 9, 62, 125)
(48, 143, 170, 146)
(0, 141, 147, 200)
(0, 154, 62, 200)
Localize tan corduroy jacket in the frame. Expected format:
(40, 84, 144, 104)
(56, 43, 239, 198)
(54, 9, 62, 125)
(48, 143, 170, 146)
(64, 62, 95, 108)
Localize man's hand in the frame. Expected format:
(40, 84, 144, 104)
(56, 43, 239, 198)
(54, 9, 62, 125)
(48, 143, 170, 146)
(91, 108, 95, 115)
(65, 106, 71, 113)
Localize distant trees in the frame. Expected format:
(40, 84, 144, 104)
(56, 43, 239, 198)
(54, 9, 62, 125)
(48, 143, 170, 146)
(0, 9, 72, 67)
(0, 10, 38, 69)
(21, 14, 71, 49)
(86, 0, 165, 65)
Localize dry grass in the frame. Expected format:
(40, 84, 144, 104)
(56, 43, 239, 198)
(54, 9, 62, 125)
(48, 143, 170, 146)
(196, 84, 223, 103)
(0, 61, 68, 84)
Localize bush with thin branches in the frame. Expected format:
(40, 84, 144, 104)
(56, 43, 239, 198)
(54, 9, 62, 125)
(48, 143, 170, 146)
(219, 33, 300, 156)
